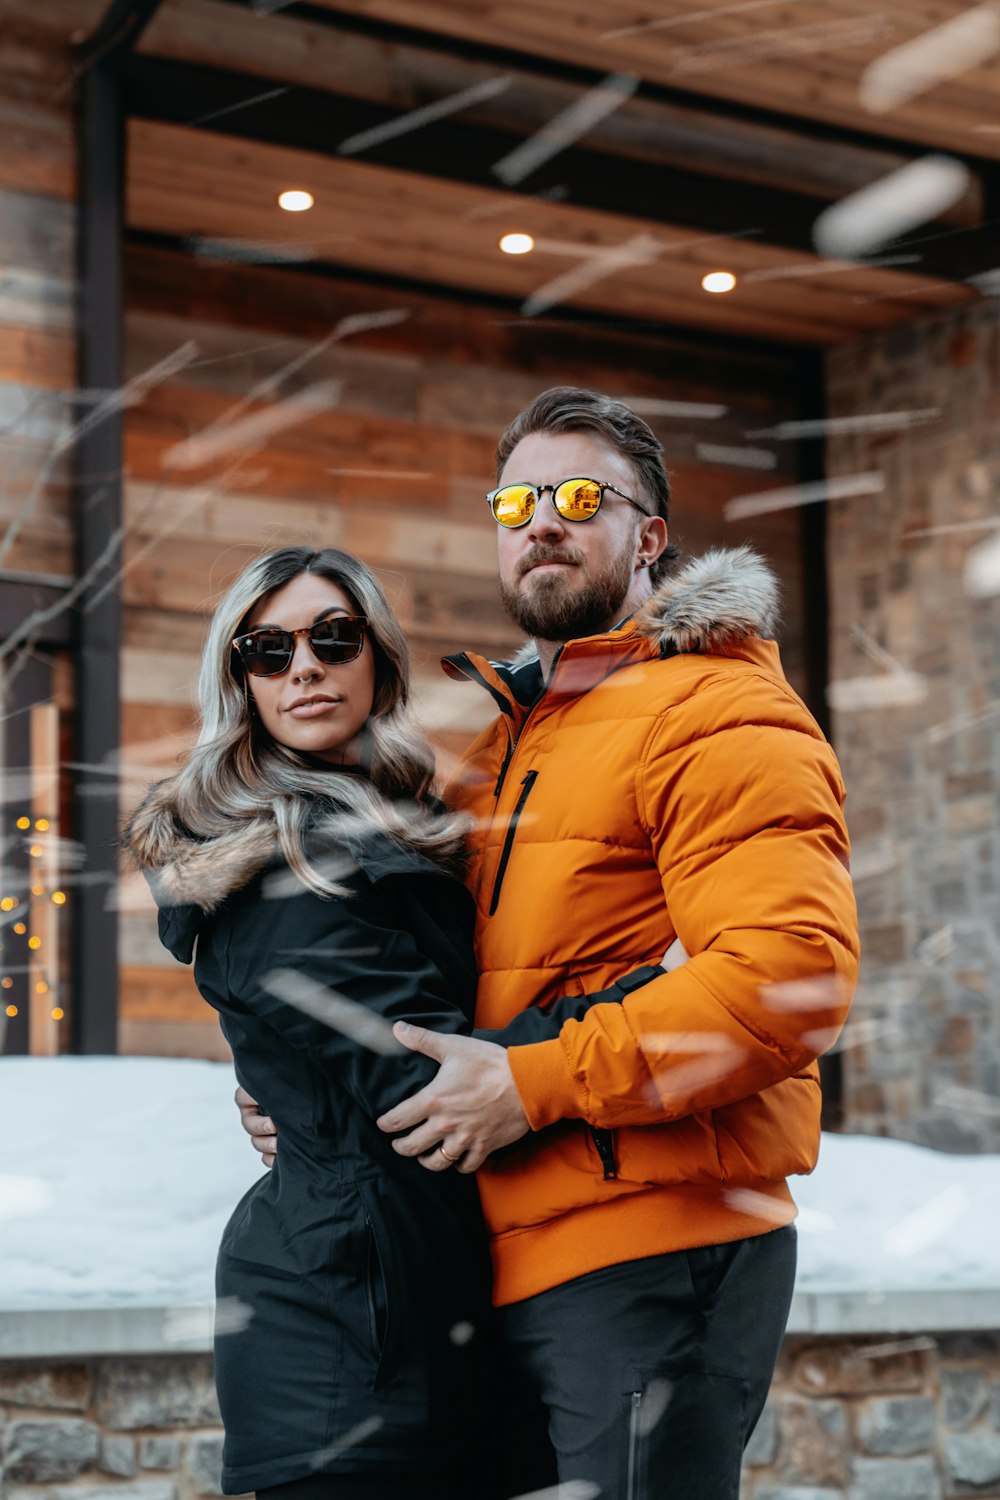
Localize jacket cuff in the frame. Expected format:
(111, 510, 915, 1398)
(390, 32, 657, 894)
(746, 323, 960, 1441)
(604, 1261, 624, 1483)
(508, 1037, 582, 1130)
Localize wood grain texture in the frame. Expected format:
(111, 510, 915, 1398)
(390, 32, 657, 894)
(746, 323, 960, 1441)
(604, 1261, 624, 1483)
(137, 0, 957, 210)
(127, 119, 972, 350)
(310, 0, 1000, 162)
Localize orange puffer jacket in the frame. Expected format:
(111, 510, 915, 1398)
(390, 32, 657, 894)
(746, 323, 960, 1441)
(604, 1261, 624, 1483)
(443, 547, 859, 1307)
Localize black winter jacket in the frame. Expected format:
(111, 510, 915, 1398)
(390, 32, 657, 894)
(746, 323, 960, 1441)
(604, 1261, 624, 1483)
(149, 821, 492, 1494)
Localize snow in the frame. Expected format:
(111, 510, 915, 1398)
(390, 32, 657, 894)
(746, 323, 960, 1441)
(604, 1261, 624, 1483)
(2, 1057, 999, 1312)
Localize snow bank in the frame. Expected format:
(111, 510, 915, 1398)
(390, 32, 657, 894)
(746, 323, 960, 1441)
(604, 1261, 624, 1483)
(3, 1057, 999, 1311)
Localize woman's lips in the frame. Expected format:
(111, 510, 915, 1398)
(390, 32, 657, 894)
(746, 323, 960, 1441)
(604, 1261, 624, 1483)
(286, 698, 341, 719)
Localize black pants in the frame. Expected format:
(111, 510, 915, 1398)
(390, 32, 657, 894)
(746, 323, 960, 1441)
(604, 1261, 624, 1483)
(495, 1226, 797, 1500)
(258, 1469, 475, 1500)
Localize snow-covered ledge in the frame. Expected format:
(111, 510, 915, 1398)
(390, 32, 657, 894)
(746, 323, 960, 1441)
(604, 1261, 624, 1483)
(4, 1059, 1000, 1359)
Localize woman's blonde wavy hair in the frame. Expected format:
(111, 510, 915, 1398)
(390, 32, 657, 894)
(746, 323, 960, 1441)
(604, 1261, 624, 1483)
(130, 546, 468, 895)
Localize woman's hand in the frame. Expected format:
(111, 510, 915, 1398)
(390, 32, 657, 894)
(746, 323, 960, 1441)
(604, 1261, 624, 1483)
(235, 1085, 277, 1169)
(375, 1027, 530, 1172)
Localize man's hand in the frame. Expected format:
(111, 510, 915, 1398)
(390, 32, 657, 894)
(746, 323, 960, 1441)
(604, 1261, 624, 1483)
(235, 1085, 277, 1169)
(376, 1025, 530, 1173)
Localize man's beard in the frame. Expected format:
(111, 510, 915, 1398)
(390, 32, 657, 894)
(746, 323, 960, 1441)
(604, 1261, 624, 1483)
(498, 540, 634, 641)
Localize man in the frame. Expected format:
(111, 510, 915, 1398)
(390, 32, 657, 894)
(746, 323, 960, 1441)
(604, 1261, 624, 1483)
(240, 387, 858, 1498)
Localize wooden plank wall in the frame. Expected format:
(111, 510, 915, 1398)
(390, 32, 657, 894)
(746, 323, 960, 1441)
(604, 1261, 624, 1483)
(118, 242, 808, 1060)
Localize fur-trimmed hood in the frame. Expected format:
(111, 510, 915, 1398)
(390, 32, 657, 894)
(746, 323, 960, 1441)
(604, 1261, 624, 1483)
(123, 780, 451, 920)
(124, 784, 287, 915)
(634, 544, 779, 654)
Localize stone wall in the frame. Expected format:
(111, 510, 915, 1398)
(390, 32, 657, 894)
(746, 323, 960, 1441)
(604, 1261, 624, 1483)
(2, 1333, 999, 1498)
(744, 1332, 1000, 1499)
(825, 296, 1000, 1151)
(0, 1357, 231, 1500)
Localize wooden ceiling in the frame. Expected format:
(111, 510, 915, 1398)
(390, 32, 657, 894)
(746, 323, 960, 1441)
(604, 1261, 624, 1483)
(305, 0, 1000, 162)
(10, 0, 1000, 346)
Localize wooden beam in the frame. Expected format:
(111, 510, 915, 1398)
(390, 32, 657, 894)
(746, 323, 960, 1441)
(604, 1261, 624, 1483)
(126, 118, 974, 348)
(296, 0, 1000, 166)
(137, 0, 946, 208)
(122, 53, 994, 285)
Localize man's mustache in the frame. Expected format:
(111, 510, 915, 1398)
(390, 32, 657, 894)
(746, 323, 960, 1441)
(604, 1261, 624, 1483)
(517, 545, 585, 580)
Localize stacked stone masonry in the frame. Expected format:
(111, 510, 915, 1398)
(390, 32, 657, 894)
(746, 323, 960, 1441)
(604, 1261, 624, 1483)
(0, 1357, 230, 1500)
(1, 1336, 999, 1498)
(824, 298, 1000, 1151)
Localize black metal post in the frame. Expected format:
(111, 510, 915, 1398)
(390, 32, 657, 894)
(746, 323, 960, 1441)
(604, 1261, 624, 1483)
(795, 351, 843, 1130)
(70, 0, 163, 1054)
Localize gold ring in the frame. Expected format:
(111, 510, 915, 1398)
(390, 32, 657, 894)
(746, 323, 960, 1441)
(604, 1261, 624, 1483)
(439, 1144, 459, 1162)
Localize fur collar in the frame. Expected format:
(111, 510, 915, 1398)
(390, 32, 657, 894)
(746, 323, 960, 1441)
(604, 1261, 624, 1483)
(124, 785, 289, 914)
(123, 786, 421, 914)
(504, 545, 779, 668)
(634, 544, 780, 653)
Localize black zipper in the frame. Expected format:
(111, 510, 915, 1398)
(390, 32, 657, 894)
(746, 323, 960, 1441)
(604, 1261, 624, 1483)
(493, 731, 514, 797)
(492, 645, 563, 802)
(590, 1127, 618, 1180)
(626, 1390, 642, 1499)
(364, 1213, 386, 1359)
(488, 770, 538, 915)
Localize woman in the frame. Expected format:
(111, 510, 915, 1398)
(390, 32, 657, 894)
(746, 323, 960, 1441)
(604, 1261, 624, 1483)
(124, 547, 492, 1500)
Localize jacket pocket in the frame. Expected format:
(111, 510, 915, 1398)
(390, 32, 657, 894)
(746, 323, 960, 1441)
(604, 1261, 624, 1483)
(364, 1212, 388, 1368)
(355, 1183, 403, 1388)
(488, 770, 538, 915)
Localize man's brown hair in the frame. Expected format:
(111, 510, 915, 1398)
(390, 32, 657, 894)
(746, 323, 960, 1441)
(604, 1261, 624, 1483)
(495, 386, 680, 584)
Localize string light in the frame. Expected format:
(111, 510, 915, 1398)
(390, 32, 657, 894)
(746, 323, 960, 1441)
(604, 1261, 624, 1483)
(35, 818, 49, 831)
(13, 922, 25, 935)
(51, 1007, 64, 1021)
(51, 892, 67, 906)
(16, 817, 29, 831)
(1, 978, 12, 989)
(1, 897, 17, 911)
(35, 981, 48, 995)
(5, 1003, 16, 1018)
(27, 936, 41, 950)
(31, 885, 43, 897)
(29, 844, 42, 858)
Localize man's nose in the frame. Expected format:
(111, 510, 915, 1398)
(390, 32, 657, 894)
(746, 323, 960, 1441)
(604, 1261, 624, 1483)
(527, 489, 566, 540)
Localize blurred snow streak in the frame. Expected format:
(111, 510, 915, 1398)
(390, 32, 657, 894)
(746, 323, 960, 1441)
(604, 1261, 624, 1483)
(512, 1485, 600, 1500)
(263, 968, 406, 1054)
(883, 1185, 969, 1257)
(813, 157, 971, 258)
(627, 398, 728, 419)
(860, 4, 1000, 113)
(521, 233, 662, 317)
(163, 380, 342, 471)
(602, 0, 811, 42)
(492, 73, 639, 185)
(749, 409, 939, 440)
(305, 1416, 384, 1471)
(964, 528, 1000, 596)
(827, 671, 928, 711)
(725, 472, 884, 520)
(338, 75, 513, 157)
(671, 14, 891, 76)
(162, 1297, 253, 1346)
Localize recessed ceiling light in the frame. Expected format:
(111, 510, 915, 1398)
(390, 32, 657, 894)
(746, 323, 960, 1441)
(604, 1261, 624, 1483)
(500, 232, 535, 255)
(702, 270, 737, 294)
(278, 190, 314, 213)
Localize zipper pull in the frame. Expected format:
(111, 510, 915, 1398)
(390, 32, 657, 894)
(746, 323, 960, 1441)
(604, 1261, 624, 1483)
(591, 1127, 618, 1180)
